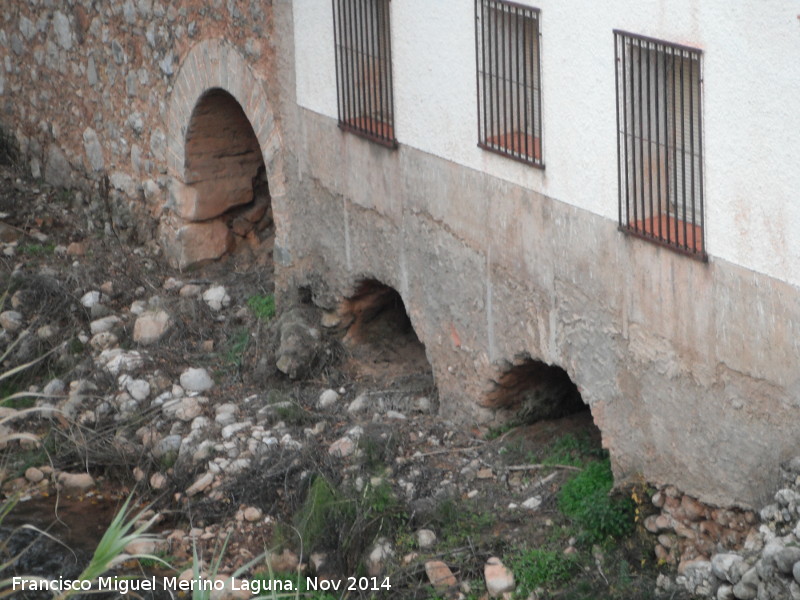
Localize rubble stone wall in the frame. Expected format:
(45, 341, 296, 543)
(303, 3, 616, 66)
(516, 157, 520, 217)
(0, 1, 286, 267)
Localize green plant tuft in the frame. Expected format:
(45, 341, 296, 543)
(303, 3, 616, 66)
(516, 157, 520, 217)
(558, 459, 634, 544)
(507, 548, 579, 594)
(248, 294, 276, 322)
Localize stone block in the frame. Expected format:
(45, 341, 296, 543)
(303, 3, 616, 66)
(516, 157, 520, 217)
(160, 217, 232, 270)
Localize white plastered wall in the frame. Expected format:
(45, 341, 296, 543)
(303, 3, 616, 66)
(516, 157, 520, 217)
(292, 0, 800, 288)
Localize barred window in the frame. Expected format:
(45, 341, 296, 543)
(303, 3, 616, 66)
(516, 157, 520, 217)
(332, 0, 397, 148)
(475, 0, 543, 167)
(615, 31, 705, 259)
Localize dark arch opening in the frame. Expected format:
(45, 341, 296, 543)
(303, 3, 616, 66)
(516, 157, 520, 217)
(485, 356, 586, 424)
(339, 279, 437, 409)
(183, 88, 273, 259)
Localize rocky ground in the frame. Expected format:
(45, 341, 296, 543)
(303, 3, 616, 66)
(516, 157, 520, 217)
(0, 161, 708, 600)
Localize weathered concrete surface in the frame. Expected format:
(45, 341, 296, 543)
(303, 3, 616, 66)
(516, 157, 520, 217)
(276, 107, 800, 508)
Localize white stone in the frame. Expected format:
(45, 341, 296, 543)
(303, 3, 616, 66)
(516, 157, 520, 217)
(126, 379, 151, 402)
(80, 291, 102, 308)
(416, 529, 437, 549)
(101, 349, 144, 374)
(180, 368, 214, 392)
(347, 393, 369, 413)
(522, 496, 543, 510)
(318, 388, 339, 408)
(202, 286, 231, 311)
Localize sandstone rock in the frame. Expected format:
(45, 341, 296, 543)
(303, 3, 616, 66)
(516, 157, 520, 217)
(133, 310, 172, 345)
(425, 560, 457, 591)
(179, 284, 202, 297)
(484, 557, 515, 597)
(171, 178, 253, 222)
(180, 368, 214, 392)
(174, 397, 203, 421)
(186, 472, 214, 496)
(58, 472, 95, 491)
(0, 222, 20, 243)
(209, 577, 249, 600)
(150, 473, 167, 490)
(0, 310, 23, 333)
(243, 507, 262, 522)
(328, 436, 355, 458)
(124, 539, 158, 556)
(90, 315, 121, 334)
(160, 218, 233, 270)
(25, 467, 44, 483)
(203, 286, 231, 311)
(66, 241, 87, 256)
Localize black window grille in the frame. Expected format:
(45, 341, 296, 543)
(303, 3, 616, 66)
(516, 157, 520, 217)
(614, 31, 705, 259)
(475, 0, 543, 167)
(332, 0, 397, 148)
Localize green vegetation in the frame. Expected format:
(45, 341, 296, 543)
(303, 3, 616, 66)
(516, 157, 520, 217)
(507, 548, 579, 595)
(224, 328, 250, 370)
(542, 433, 603, 468)
(432, 499, 496, 547)
(558, 459, 635, 545)
(248, 294, 276, 322)
(292, 474, 405, 573)
(18, 243, 56, 256)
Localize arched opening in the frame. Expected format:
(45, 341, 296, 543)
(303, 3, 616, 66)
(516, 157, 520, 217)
(338, 279, 437, 409)
(485, 356, 586, 423)
(179, 88, 273, 260)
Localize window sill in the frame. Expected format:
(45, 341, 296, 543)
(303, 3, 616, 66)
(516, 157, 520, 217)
(621, 214, 707, 261)
(480, 131, 542, 168)
(339, 117, 397, 149)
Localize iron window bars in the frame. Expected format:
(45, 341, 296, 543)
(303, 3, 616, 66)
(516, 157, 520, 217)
(475, 0, 543, 167)
(614, 31, 706, 260)
(332, 0, 397, 148)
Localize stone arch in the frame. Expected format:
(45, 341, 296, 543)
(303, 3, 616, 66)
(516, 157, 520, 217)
(162, 38, 285, 269)
(338, 277, 439, 407)
(483, 353, 588, 423)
